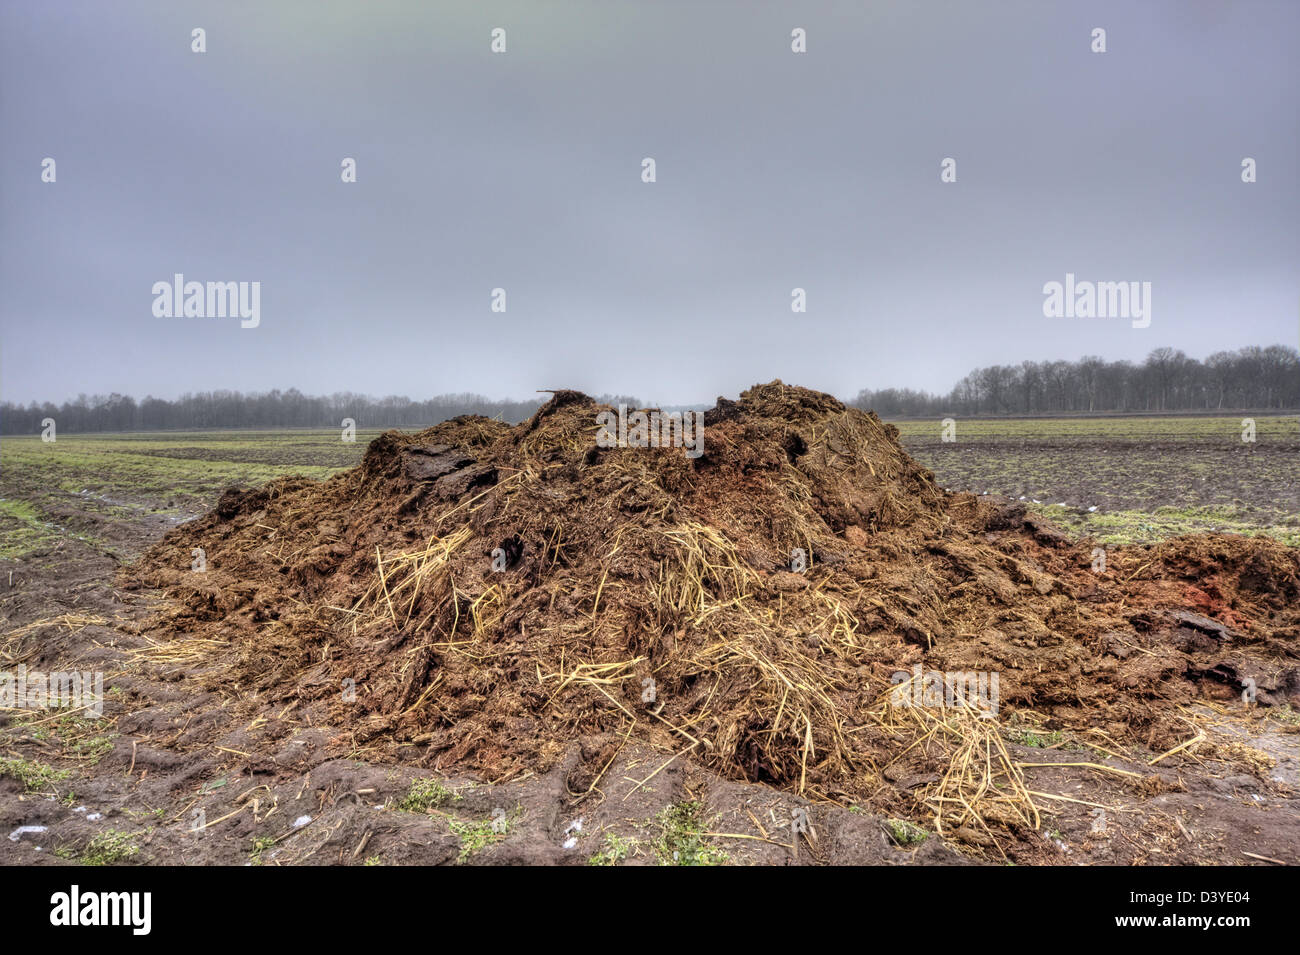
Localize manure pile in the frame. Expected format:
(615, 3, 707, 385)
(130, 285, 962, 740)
(131, 382, 1300, 845)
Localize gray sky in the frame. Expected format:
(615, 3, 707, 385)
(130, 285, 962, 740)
(2, 0, 1296, 405)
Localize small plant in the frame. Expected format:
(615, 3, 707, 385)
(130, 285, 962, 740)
(83, 830, 140, 866)
(448, 809, 518, 864)
(884, 818, 928, 846)
(589, 832, 637, 866)
(71, 732, 116, 764)
(653, 801, 728, 866)
(1007, 728, 1063, 748)
(1269, 705, 1300, 727)
(0, 756, 70, 791)
(121, 806, 166, 820)
(397, 777, 461, 813)
(12, 713, 117, 766)
(249, 836, 276, 865)
(363, 855, 382, 866)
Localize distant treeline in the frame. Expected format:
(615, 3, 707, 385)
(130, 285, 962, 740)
(0, 390, 547, 435)
(3, 345, 1296, 434)
(852, 345, 1300, 417)
(0, 389, 664, 436)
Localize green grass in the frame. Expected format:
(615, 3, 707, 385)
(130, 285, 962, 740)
(0, 498, 65, 557)
(1032, 502, 1300, 547)
(1268, 705, 1300, 727)
(1007, 728, 1064, 748)
(884, 818, 929, 846)
(448, 809, 520, 863)
(2, 419, 1295, 565)
(889, 414, 1299, 546)
(0, 432, 370, 508)
(652, 801, 729, 866)
(396, 777, 462, 813)
(589, 832, 638, 866)
(891, 414, 1300, 443)
(81, 829, 141, 866)
(0, 431, 382, 563)
(0, 756, 71, 791)
(15, 713, 119, 766)
(70, 732, 117, 764)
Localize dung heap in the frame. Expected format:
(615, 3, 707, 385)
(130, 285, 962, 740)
(131, 382, 1300, 840)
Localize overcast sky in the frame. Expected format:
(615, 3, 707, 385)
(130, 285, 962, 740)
(2, 0, 1296, 405)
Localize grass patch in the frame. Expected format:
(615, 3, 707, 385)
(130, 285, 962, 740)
(448, 808, 519, 863)
(1268, 705, 1300, 727)
(70, 732, 116, 764)
(396, 777, 462, 813)
(884, 818, 929, 846)
(1037, 503, 1300, 548)
(891, 415, 1300, 443)
(0, 498, 61, 558)
(653, 801, 728, 866)
(0, 433, 365, 514)
(17, 712, 117, 765)
(0, 756, 70, 791)
(82, 829, 140, 866)
(588, 832, 638, 866)
(891, 415, 1300, 547)
(1007, 728, 1064, 748)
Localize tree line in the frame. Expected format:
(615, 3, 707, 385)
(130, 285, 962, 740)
(2, 345, 1295, 434)
(852, 345, 1299, 417)
(0, 389, 547, 435)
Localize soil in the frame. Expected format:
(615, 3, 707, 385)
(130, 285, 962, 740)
(908, 432, 1300, 537)
(3, 382, 1298, 866)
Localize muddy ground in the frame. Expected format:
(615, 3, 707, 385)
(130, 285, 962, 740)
(2, 409, 1298, 867)
(902, 417, 1300, 545)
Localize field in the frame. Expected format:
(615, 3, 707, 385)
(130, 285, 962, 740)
(0, 431, 375, 561)
(896, 415, 1300, 546)
(1, 406, 1297, 867)
(3, 416, 1295, 563)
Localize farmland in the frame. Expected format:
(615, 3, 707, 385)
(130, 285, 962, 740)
(0, 430, 379, 561)
(1, 402, 1297, 867)
(895, 415, 1300, 546)
(2, 415, 1295, 563)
